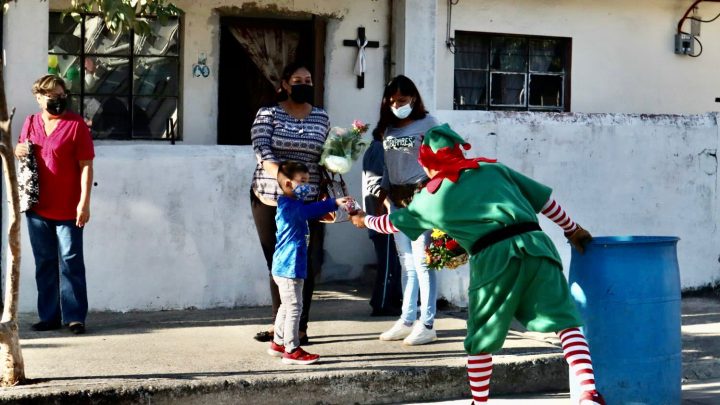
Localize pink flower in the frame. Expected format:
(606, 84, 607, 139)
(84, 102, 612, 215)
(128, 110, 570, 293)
(352, 119, 369, 134)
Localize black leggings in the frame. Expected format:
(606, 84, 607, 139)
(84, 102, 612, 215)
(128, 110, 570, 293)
(250, 190, 325, 332)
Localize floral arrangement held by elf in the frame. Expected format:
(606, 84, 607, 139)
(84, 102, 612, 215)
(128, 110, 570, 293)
(350, 123, 605, 405)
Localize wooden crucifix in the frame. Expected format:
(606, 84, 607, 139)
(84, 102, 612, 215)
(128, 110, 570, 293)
(343, 26, 380, 89)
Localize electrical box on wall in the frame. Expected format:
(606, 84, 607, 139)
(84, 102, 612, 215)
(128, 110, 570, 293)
(675, 33, 695, 55)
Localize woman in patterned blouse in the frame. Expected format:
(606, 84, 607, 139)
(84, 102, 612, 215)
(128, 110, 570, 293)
(250, 62, 330, 345)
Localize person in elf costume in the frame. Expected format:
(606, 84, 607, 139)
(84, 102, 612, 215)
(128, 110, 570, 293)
(351, 123, 605, 405)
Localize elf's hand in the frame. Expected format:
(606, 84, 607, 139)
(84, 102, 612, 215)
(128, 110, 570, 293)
(566, 225, 592, 254)
(351, 211, 367, 228)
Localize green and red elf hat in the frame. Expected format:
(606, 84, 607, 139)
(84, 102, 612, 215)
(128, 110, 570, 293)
(418, 123, 496, 193)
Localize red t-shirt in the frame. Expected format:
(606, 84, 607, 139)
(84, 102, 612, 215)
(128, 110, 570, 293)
(19, 112, 95, 220)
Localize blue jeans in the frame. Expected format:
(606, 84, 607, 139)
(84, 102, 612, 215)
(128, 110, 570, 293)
(26, 211, 88, 324)
(391, 205, 437, 327)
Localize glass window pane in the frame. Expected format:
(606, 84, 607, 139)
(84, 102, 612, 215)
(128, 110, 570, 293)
(135, 19, 179, 56)
(490, 73, 526, 106)
(85, 16, 131, 55)
(490, 37, 527, 72)
(133, 97, 179, 140)
(47, 55, 83, 93)
(49, 13, 81, 54)
(454, 71, 487, 108)
(84, 56, 132, 95)
(454, 33, 488, 69)
(85, 96, 131, 140)
(529, 74, 563, 107)
(530, 39, 566, 72)
(134, 57, 179, 96)
(66, 94, 82, 117)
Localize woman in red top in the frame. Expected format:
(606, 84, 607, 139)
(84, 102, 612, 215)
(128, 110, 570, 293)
(15, 75, 95, 335)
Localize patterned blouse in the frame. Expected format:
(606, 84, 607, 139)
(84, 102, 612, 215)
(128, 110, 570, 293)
(251, 105, 330, 204)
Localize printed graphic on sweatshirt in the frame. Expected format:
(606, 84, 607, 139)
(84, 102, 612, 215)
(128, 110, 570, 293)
(384, 136, 416, 151)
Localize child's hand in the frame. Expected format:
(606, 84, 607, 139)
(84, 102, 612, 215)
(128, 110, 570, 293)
(336, 197, 351, 206)
(566, 225, 592, 254)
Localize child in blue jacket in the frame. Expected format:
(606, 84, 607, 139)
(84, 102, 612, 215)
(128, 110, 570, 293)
(267, 161, 353, 365)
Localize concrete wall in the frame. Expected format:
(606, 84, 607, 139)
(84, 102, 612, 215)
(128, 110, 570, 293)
(15, 146, 366, 311)
(9, 0, 389, 311)
(434, 0, 720, 114)
(392, 0, 438, 110)
(4, 0, 48, 136)
(434, 111, 720, 307)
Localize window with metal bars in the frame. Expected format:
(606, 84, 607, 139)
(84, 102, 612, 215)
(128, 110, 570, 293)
(48, 12, 180, 140)
(454, 32, 571, 112)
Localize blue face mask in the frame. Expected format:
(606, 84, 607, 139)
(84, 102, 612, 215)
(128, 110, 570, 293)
(292, 184, 311, 200)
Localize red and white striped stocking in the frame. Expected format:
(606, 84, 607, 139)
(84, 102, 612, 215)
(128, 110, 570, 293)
(541, 198, 578, 233)
(467, 353, 492, 403)
(557, 327, 606, 405)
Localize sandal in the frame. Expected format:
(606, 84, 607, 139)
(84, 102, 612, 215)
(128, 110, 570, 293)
(253, 330, 274, 342)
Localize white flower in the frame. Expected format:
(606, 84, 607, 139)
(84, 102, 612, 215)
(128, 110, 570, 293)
(330, 127, 348, 137)
(324, 155, 352, 174)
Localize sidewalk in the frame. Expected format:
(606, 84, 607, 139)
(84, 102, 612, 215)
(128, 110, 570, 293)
(0, 283, 718, 404)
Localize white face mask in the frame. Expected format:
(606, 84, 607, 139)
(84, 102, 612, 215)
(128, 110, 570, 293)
(391, 103, 413, 119)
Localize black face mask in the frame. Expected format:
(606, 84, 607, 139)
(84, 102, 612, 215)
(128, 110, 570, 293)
(289, 84, 314, 104)
(46, 96, 68, 116)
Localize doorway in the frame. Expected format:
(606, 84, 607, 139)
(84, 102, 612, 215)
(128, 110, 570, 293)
(217, 16, 325, 145)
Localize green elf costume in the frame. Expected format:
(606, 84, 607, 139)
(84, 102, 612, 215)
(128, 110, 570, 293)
(355, 124, 605, 405)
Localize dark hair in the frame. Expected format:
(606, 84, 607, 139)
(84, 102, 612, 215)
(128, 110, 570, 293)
(277, 161, 310, 185)
(371, 127, 383, 141)
(276, 62, 312, 102)
(374, 75, 428, 138)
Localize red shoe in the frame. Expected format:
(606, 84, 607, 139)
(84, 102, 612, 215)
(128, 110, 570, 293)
(267, 341, 284, 358)
(580, 390, 606, 405)
(281, 347, 320, 365)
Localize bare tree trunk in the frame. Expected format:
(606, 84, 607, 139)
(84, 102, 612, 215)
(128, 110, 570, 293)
(0, 60, 25, 386)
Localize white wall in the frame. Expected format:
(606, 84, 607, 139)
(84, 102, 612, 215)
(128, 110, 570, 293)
(4, 0, 48, 139)
(434, 111, 720, 306)
(10, 0, 388, 311)
(434, 0, 720, 114)
(16, 146, 368, 311)
(392, 0, 438, 110)
(13, 111, 718, 311)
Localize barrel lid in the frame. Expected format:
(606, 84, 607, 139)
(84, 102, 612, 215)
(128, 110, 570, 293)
(585, 236, 680, 245)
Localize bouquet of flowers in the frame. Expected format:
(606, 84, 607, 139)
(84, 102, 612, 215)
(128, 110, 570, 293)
(425, 229, 468, 270)
(320, 120, 370, 174)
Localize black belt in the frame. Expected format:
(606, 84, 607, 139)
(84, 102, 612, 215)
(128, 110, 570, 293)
(470, 222, 542, 256)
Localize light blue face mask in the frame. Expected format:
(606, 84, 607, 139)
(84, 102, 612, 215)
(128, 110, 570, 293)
(293, 184, 312, 200)
(391, 102, 413, 119)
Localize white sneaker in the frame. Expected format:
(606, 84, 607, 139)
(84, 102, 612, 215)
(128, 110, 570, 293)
(403, 323, 437, 345)
(379, 319, 414, 341)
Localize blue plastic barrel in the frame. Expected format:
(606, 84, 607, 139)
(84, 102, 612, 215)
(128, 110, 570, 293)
(568, 236, 681, 405)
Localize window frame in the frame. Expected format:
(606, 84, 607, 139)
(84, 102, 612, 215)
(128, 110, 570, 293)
(453, 31, 572, 112)
(48, 11, 182, 141)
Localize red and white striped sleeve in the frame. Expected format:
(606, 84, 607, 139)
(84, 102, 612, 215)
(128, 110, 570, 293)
(364, 214, 400, 234)
(541, 198, 578, 234)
